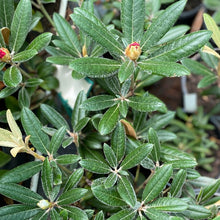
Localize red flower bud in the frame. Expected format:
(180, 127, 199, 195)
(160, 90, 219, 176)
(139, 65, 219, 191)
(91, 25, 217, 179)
(0, 47, 11, 62)
(125, 42, 141, 61)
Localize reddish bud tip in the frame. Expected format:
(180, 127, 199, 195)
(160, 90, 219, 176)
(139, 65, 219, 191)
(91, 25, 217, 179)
(125, 42, 141, 61)
(0, 49, 6, 59)
(0, 47, 11, 62)
(129, 42, 140, 48)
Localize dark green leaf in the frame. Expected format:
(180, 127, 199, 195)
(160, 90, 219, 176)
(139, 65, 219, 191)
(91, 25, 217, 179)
(0, 151, 11, 167)
(140, 0, 186, 50)
(25, 78, 44, 87)
(117, 176, 137, 207)
(3, 66, 22, 87)
(71, 9, 124, 56)
(142, 164, 173, 203)
(150, 31, 212, 62)
(103, 143, 117, 168)
(57, 188, 87, 205)
(170, 169, 187, 197)
(91, 178, 127, 207)
(104, 172, 118, 189)
(70, 57, 120, 78)
(41, 157, 53, 199)
(121, 0, 145, 43)
(128, 94, 167, 113)
(0, 0, 14, 28)
(80, 95, 116, 111)
(198, 74, 217, 88)
(50, 209, 61, 220)
(71, 90, 87, 130)
(149, 197, 188, 211)
(18, 87, 30, 108)
(108, 209, 137, 220)
(40, 104, 70, 130)
(21, 107, 50, 154)
(138, 60, 190, 77)
(47, 56, 74, 65)
(56, 154, 80, 165)
(0, 161, 42, 183)
(12, 49, 38, 63)
(63, 168, 84, 192)
(26, 32, 52, 52)
(94, 211, 104, 220)
(118, 59, 135, 83)
(119, 100, 128, 118)
(166, 159, 197, 169)
(98, 104, 120, 135)
(49, 126, 66, 155)
(80, 159, 111, 174)
(0, 183, 43, 205)
(9, 0, 32, 52)
(148, 127, 161, 163)
(120, 143, 153, 170)
(181, 205, 211, 220)
(0, 204, 40, 220)
(53, 13, 81, 57)
(63, 206, 88, 220)
(144, 208, 170, 220)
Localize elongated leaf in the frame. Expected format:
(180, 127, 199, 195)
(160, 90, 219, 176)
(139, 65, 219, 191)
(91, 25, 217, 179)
(80, 95, 116, 111)
(57, 188, 87, 205)
(56, 154, 80, 165)
(104, 172, 118, 189)
(70, 57, 120, 78)
(25, 78, 44, 87)
(120, 143, 153, 170)
(144, 208, 170, 220)
(121, 0, 145, 43)
(63, 168, 84, 192)
(63, 206, 88, 220)
(26, 32, 52, 52)
(181, 58, 214, 76)
(0, 204, 40, 220)
(198, 74, 217, 88)
(148, 128, 160, 163)
(50, 209, 60, 220)
(18, 87, 30, 108)
(204, 13, 220, 49)
(41, 157, 53, 199)
(9, 0, 32, 52)
(47, 56, 74, 65)
(12, 49, 38, 63)
(142, 164, 173, 203)
(149, 197, 187, 211)
(200, 179, 220, 203)
(3, 66, 22, 87)
(40, 104, 70, 130)
(138, 60, 190, 77)
(111, 122, 126, 162)
(108, 209, 137, 220)
(170, 169, 187, 197)
(181, 205, 211, 220)
(128, 94, 167, 113)
(118, 59, 135, 83)
(141, 0, 186, 50)
(49, 126, 66, 155)
(71, 9, 124, 56)
(71, 90, 87, 130)
(149, 31, 212, 62)
(103, 143, 117, 168)
(80, 159, 111, 174)
(98, 104, 120, 135)
(157, 25, 190, 45)
(0, 161, 42, 183)
(21, 107, 49, 154)
(0, 0, 14, 28)
(0, 183, 43, 205)
(91, 178, 127, 207)
(117, 176, 137, 207)
(53, 13, 81, 57)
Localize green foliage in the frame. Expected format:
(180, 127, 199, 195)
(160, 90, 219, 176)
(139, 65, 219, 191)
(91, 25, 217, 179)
(0, 0, 218, 219)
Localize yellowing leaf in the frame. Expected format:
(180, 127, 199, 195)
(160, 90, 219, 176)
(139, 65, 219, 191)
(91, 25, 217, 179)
(0, 140, 18, 148)
(6, 109, 22, 140)
(120, 119, 137, 139)
(10, 146, 25, 157)
(0, 128, 14, 142)
(203, 13, 220, 49)
(202, 45, 220, 59)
